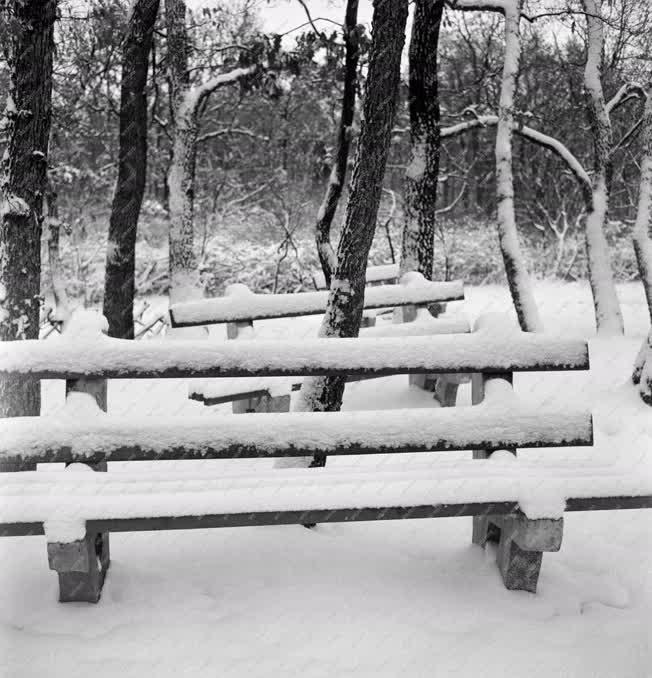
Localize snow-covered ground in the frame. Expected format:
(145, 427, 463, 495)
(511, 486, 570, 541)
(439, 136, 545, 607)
(1, 281, 651, 678)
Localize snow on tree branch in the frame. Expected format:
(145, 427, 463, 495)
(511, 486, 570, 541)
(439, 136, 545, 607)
(605, 82, 647, 116)
(441, 115, 592, 200)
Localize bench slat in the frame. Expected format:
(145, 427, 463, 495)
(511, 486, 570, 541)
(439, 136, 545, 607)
(0, 402, 593, 468)
(169, 280, 464, 327)
(3, 495, 651, 538)
(0, 462, 649, 537)
(0, 332, 589, 380)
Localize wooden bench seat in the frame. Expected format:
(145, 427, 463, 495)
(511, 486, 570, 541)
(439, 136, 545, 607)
(1, 311, 649, 603)
(3, 461, 649, 539)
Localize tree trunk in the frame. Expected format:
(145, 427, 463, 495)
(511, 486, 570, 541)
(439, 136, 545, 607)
(633, 91, 652, 322)
(164, 0, 254, 306)
(103, 0, 160, 338)
(0, 0, 56, 417)
(296, 0, 409, 419)
(45, 181, 71, 327)
(400, 0, 445, 280)
(314, 0, 360, 289)
(494, 0, 542, 332)
(165, 0, 202, 306)
(582, 0, 624, 335)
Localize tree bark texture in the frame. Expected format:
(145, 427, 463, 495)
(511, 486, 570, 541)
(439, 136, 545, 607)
(494, 0, 542, 332)
(400, 0, 445, 280)
(633, 90, 652, 323)
(296, 0, 409, 418)
(165, 0, 201, 306)
(314, 0, 361, 289)
(0, 0, 56, 417)
(582, 0, 624, 335)
(103, 0, 160, 338)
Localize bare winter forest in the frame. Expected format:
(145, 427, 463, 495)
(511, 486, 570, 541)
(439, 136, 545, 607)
(0, 1, 650, 304)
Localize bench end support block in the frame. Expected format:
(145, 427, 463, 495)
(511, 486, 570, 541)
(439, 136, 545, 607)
(48, 531, 110, 603)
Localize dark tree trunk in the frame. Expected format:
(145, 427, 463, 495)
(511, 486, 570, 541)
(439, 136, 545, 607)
(103, 0, 160, 339)
(400, 0, 444, 280)
(0, 0, 56, 417)
(296, 0, 409, 418)
(314, 0, 361, 288)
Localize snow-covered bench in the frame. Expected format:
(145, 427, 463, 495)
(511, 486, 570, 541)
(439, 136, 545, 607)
(172, 274, 467, 412)
(1, 312, 650, 604)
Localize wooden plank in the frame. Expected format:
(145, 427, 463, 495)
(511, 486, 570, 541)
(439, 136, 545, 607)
(0, 333, 590, 380)
(169, 281, 464, 327)
(0, 405, 593, 468)
(1, 496, 650, 537)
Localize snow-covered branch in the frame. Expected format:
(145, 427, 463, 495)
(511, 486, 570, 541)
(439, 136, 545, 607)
(193, 65, 257, 106)
(446, 0, 506, 13)
(197, 127, 269, 144)
(441, 115, 592, 205)
(605, 82, 647, 116)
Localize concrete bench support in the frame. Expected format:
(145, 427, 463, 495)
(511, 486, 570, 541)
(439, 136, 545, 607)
(470, 371, 563, 592)
(48, 374, 111, 602)
(48, 525, 110, 603)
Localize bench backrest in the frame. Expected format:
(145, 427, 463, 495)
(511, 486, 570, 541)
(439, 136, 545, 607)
(168, 277, 464, 329)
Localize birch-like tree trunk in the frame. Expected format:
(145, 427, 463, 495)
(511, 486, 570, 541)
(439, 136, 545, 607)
(45, 181, 71, 328)
(400, 0, 445, 280)
(165, 0, 255, 305)
(633, 90, 652, 322)
(165, 0, 200, 306)
(631, 90, 652, 404)
(494, 0, 542, 332)
(103, 0, 160, 338)
(296, 0, 409, 423)
(582, 0, 624, 335)
(314, 0, 360, 289)
(0, 0, 56, 417)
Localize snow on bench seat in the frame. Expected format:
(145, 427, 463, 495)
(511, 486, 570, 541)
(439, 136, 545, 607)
(0, 394, 593, 468)
(0, 331, 589, 380)
(1, 459, 650, 540)
(169, 279, 464, 327)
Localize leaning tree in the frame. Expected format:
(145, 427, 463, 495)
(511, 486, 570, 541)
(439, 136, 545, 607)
(295, 0, 409, 433)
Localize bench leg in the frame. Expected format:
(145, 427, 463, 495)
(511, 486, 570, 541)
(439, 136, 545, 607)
(48, 530, 110, 603)
(48, 459, 111, 603)
(476, 514, 563, 593)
